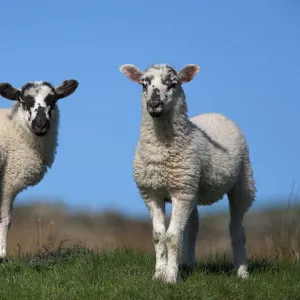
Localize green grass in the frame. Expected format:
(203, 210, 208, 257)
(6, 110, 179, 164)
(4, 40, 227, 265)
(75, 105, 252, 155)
(0, 246, 299, 300)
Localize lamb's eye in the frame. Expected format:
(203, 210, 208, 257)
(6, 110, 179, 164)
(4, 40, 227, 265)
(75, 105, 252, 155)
(22, 96, 34, 107)
(141, 83, 147, 90)
(45, 94, 56, 107)
(20, 96, 34, 110)
(168, 83, 177, 90)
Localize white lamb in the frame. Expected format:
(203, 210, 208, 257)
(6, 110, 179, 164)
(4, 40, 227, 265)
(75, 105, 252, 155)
(0, 80, 78, 260)
(120, 63, 256, 283)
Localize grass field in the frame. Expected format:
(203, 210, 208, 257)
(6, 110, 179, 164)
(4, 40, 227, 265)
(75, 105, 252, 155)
(0, 245, 299, 300)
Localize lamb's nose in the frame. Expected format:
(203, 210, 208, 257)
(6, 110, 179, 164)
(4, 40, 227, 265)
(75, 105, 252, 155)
(149, 101, 161, 108)
(36, 119, 49, 129)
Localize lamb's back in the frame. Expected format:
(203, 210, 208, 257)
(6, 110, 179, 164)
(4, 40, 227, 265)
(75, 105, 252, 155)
(190, 113, 246, 153)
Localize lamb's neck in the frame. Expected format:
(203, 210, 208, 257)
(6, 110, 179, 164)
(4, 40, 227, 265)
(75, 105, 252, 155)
(140, 96, 191, 146)
(9, 103, 59, 167)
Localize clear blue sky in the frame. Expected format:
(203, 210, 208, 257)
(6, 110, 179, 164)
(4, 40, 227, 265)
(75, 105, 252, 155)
(1, 0, 299, 217)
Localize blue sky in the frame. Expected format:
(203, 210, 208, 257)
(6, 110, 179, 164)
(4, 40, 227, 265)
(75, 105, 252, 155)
(1, 0, 299, 217)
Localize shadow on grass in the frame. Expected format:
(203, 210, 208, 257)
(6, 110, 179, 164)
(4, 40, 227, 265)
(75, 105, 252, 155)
(180, 257, 280, 281)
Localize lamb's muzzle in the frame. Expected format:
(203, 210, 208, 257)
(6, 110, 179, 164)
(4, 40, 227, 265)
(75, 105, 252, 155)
(31, 106, 50, 136)
(147, 88, 165, 117)
(147, 101, 165, 117)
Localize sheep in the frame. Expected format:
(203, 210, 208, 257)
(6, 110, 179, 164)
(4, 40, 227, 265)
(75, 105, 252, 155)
(120, 63, 256, 283)
(0, 80, 78, 260)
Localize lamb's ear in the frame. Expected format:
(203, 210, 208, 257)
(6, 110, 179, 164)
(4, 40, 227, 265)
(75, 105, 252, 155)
(178, 64, 200, 84)
(55, 80, 79, 100)
(0, 83, 21, 101)
(119, 64, 143, 84)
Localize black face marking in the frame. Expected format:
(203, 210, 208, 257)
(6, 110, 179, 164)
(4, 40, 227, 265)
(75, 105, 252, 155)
(147, 87, 165, 117)
(19, 81, 57, 117)
(34, 106, 47, 125)
(20, 95, 35, 111)
(31, 106, 50, 136)
(143, 65, 179, 118)
(150, 88, 161, 103)
(21, 81, 54, 93)
(161, 74, 176, 86)
(45, 94, 56, 117)
(21, 82, 36, 92)
(144, 77, 152, 85)
(141, 76, 152, 93)
(45, 94, 56, 107)
(161, 68, 178, 89)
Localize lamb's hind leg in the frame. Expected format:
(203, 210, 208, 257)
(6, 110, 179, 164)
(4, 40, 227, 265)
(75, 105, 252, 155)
(182, 207, 199, 269)
(227, 163, 255, 279)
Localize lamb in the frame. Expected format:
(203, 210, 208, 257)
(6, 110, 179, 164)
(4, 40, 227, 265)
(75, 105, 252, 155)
(120, 63, 256, 283)
(0, 80, 78, 260)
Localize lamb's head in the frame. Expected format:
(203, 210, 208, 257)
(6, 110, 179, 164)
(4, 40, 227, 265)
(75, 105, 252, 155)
(120, 64, 200, 117)
(0, 80, 78, 136)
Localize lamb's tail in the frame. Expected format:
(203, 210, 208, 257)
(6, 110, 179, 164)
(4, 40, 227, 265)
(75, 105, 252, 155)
(229, 152, 256, 213)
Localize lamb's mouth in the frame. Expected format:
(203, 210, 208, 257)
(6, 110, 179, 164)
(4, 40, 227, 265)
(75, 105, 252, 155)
(147, 103, 165, 117)
(33, 130, 48, 137)
(148, 111, 164, 117)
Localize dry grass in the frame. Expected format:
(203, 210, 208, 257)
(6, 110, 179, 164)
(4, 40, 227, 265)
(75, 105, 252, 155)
(7, 198, 300, 262)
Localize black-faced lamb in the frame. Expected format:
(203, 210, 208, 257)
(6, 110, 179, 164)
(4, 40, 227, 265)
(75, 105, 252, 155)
(120, 63, 256, 283)
(0, 80, 78, 260)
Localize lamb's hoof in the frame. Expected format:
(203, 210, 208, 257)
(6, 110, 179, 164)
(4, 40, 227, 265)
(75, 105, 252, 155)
(161, 267, 179, 284)
(152, 266, 179, 284)
(152, 265, 167, 281)
(237, 265, 249, 279)
(0, 257, 8, 264)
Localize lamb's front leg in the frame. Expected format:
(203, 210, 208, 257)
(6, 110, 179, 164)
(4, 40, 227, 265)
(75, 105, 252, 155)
(144, 197, 167, 279)
(164, 195, 196, 284)
(0, 196, 13, 261)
